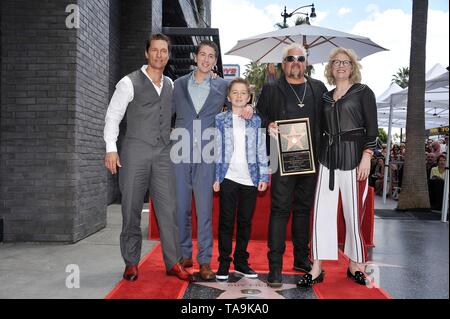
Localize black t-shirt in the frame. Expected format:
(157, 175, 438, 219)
(285, 82, 316, 129)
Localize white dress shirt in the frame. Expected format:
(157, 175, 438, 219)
(103, 65, 173, 153)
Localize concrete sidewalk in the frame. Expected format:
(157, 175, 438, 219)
(0, 205, 157, 299)
(0, 201, 448, 299)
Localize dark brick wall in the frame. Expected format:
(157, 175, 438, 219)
(120, 0, 152, 77)
(0, 0, 212, 242)
(0, 0, 79, 242)
(0, 0, 112, 242)
(106, 0, 121, 205)
(73, 0, 109, 241)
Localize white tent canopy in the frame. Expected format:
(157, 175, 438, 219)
(376, 63, 449, 222)
(377, 63, 449, 129)
(427, 71, 449, 91)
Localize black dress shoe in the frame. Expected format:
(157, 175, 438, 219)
(296, 271, 324, 288)
(347, 268, 368, 285)
(293, 261, 312, 273)
(267, 269, 283, 288)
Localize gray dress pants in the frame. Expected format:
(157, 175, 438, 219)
(119, 138, 180, 270)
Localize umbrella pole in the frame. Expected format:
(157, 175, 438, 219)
(303, 35, 310, 61)
(382, 103, 393, 204)
(441, 150, 449, 222)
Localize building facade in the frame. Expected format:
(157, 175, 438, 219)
(0, 0, 219, 242)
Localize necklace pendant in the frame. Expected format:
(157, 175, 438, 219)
(298, 103, 304, 108)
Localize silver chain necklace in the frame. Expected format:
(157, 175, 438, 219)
(287, 80, 307, 108)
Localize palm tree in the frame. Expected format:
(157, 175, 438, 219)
(274, 21, 289, 29)
(392, 67, 409, 88)
(274, 16, 310, 29)
(294, 16, 310, 26)
(243, 62, 267, 99)
(397, 0, 430, 210)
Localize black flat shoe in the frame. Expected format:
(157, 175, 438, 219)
(347, 268, 368, 285)
(296, 271, 324, 288)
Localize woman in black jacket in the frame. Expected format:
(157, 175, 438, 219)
(297, 47, 379, 287)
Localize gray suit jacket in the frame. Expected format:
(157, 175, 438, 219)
(172, 72, 228, 161)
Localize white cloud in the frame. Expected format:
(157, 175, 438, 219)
(350, 8, 449, 96)
(310, 10, 329, 25)
(211, 0, 281, 75)
(212, 2, 449, 98)
(263, 4, 284, 24)
(338, 7, 352, 16)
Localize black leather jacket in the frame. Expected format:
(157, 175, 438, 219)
(320, 83, 379, 190)
(256, 76, 328, 163)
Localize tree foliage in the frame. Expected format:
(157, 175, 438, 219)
(378, 128, 388, 144)
(392, 66, 409, 88)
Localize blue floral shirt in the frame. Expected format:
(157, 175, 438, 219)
(215, 110, 269, 186)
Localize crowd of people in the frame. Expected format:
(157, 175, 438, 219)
(369, 137, 447, 209)
(102, 33, 444, 291)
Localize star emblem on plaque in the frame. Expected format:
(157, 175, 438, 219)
(275, 118, 316, 176)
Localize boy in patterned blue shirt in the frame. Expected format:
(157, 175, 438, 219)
(213, 77, 269, 280)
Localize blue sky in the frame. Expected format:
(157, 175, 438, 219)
(259, 0, 448, 30)
(212, 0, 449, 97)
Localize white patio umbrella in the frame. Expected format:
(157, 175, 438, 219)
(225, 24, 388, 64)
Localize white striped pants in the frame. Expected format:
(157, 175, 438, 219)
(311, 164, 368, 263)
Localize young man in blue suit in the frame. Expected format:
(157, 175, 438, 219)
(171, 40, 253, 280)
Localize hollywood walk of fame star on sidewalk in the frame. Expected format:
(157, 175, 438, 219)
(193, 276, 298, 299)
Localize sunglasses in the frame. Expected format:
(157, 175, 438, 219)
(285, 55, 306, 63)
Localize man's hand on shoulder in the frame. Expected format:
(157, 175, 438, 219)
(241, 104, 254, 120)
(210, 70, 219, 80)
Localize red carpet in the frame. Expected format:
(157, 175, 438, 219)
(105, 240, 391, 299)
(105, 243, 189, 299)
(149, 186, 376, 248)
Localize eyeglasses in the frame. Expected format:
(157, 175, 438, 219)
(332, 60, 352, 67)
(285, 55, 306, 63)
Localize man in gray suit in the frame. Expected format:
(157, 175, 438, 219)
(104, 34, 191, 282)
(172, 40, 253, 280)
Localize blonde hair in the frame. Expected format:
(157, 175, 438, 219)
(324, 47, 362, 85)
(227, 77, 251, 95)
